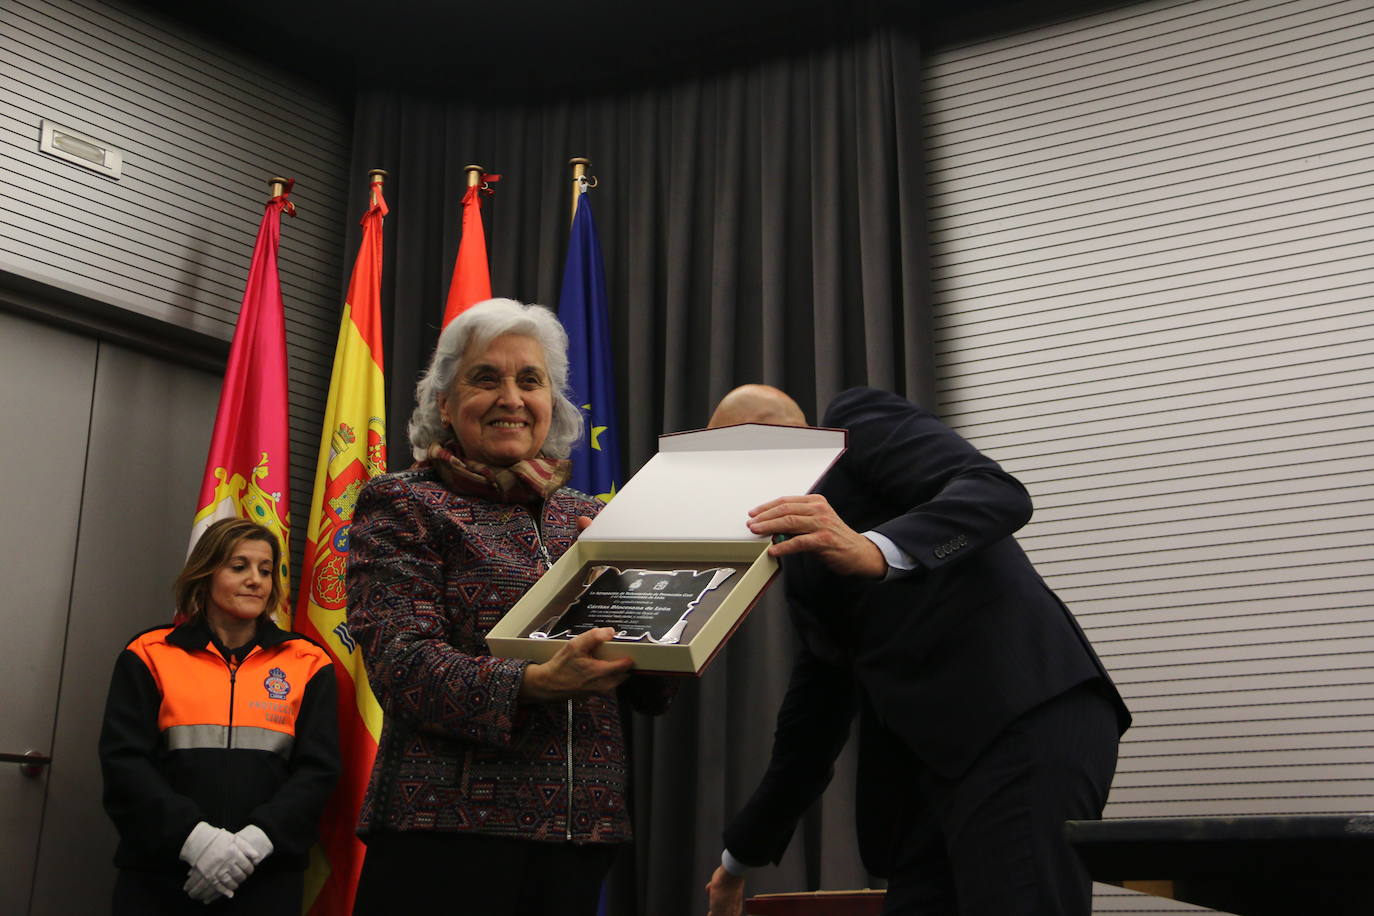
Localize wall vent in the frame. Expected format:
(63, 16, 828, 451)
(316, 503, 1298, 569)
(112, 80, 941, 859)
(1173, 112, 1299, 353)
(39, 121, 122, 179)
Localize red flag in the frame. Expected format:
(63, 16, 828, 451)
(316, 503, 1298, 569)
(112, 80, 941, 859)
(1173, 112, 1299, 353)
(442, 176, 498, 324)
(186, 184, 295, 621)
(296, 176, 389, 915)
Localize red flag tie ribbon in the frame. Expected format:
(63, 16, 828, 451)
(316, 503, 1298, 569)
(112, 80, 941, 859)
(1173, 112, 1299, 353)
(270, 178, 297, 217)
(365, 179, 389, 220)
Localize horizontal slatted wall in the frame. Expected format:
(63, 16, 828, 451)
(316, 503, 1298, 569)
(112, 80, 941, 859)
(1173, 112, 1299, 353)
(0, 0, 352, 574)
(924, 0, 1374, 911)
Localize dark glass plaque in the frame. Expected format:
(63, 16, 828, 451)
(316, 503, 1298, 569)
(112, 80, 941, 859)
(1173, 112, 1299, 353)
(529, 565, 737, 644)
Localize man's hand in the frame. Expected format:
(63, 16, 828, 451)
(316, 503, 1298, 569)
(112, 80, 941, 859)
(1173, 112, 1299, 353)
(747, 494, 887, 578)
(706, 865, 746, 916)
(519, 627, 634, 702)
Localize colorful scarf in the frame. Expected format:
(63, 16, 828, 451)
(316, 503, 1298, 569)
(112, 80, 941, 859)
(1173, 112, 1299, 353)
(424, 442, 571, 504)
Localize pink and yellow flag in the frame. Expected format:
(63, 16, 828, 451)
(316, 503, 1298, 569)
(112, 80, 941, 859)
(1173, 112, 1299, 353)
(186, 183, 295, 620)
(296, 173, 389, 916)
(442, 173, 499, 325)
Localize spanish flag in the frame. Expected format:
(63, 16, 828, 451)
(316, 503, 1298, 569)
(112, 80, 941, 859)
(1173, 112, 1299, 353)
(296, 172, 389, 915)
(186, 182, 295, 620)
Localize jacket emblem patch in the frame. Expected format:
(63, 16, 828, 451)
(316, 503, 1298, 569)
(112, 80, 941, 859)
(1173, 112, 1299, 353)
(264, 667, 291, 700)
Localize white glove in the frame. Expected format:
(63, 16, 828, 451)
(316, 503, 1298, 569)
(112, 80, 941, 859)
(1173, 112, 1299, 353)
(183, 870, 222, 905)
(180, 822, 232, 903)
(180, 821, 220, 866)
(233, 824, 274, 866)
(179, 821, 253, 899)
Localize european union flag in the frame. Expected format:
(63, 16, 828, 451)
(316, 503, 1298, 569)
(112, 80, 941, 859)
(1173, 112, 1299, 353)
(559, 189, 621, 501)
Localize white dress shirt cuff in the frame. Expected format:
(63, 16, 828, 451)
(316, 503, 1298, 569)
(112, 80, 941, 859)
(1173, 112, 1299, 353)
(863, 530, 916, 580)
(722, 849, 755, 877)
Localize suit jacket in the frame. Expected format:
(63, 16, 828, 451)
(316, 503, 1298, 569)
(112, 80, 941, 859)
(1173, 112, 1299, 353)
(724, 387, 1131, 873)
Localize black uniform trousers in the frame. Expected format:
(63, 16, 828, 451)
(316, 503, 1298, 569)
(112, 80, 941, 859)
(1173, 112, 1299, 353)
(878, 680, 1120, 916)
(112, 867, 302, 915)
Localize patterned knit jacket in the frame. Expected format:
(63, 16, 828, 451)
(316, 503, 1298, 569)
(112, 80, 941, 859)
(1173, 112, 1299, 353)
(346, 467, 669, 844)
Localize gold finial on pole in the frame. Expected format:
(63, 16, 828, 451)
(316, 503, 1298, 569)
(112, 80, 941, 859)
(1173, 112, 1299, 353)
(368, 169, 387, 205)
(569, 157, 591, 226)
(268, 176, 288, 199)
(465, 164, 485, 188)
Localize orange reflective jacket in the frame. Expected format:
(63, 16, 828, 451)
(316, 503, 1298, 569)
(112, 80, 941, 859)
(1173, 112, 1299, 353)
(99, 616, 340, 872)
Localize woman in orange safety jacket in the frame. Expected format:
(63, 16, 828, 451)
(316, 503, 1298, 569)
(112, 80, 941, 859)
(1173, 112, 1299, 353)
(99, 517, 339, 915)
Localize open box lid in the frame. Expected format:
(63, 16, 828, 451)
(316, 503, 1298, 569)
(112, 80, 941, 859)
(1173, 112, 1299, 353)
(580, 423, 847, 542)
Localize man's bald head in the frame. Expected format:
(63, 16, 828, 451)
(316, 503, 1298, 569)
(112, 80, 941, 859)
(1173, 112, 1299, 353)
(708, 384, 808, 428)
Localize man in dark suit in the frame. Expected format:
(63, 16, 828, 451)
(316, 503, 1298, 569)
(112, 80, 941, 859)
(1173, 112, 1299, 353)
(704, 385, 1131, 916)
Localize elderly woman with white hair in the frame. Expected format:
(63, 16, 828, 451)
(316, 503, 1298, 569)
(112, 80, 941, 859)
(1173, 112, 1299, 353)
(347, 298, 670, 914)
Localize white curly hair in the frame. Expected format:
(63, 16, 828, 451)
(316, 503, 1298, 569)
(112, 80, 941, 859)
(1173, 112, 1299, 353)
(407, 298, 583, 461)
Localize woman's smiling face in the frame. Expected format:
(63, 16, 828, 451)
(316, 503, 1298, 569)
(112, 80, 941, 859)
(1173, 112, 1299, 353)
(441, 333, 553, 466)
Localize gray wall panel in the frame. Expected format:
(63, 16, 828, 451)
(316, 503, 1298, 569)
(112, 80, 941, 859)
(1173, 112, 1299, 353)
(926, 0, 1374, 911)
(0, 135, 348, 308)
(0, 0, 356, 579)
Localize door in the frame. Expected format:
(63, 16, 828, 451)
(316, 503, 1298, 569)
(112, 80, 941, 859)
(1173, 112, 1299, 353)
(0, 310, 97, 912)
(0, 308, 221, 913)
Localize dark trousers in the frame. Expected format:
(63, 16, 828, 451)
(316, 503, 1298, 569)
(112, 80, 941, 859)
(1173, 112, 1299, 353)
(112, 867, 302, 915)
(880, 681, 1121, 916)
(352, 831, 618, 916)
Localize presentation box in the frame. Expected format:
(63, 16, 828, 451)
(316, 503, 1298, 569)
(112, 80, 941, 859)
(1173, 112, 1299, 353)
(486, 422, 846, 675)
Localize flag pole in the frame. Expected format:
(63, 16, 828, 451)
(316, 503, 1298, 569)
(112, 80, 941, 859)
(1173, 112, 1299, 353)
(465, 163, 485, 190)
(269, 175, 288, 199)
(368, 168, 387, 204)
(569, 157, 592, 226)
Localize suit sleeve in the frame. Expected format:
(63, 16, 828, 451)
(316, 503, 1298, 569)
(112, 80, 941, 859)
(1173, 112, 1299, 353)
(618, 674, 678, 716)
(723, 644, 856, 866)
(98, 648, 204, 862)
(825, 387, 1033, 572)
(247, 661, 340, 855)
(347, 477, 530, 748)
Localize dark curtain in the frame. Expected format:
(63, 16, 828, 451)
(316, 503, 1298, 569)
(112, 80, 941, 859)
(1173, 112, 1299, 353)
(344, 23, 933, 916)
